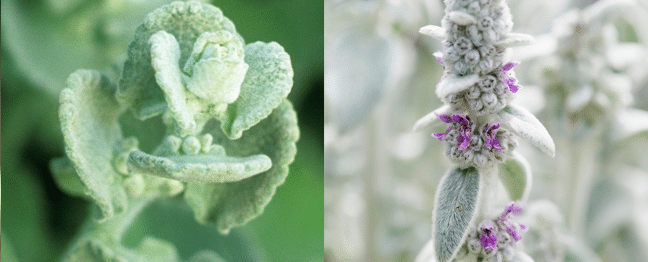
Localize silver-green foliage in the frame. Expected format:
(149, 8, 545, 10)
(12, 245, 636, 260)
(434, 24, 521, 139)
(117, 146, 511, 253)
(50, 1, 298, 260)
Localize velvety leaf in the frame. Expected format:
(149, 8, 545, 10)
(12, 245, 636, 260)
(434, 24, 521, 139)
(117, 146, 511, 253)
(499, 152, 532, 201)
(585, 179, 634, 245)
(118, 1, 242, 119)
(448, 11, 477, 25)
(419, 25, 446, 41)
(433, 167, 481, 262)
(127, 150, 272, 183)
(59, 70, 128, 221)
(185, 100, 299, 234)
(219, 41, 294, 139)
(498, 104, 555, 157)
(436, 74, 480, 99)
(413, 105, 452, 132)
(513, 251, 536, 262)
(494, 33, 535, 48)
(50, 157, 88, 198)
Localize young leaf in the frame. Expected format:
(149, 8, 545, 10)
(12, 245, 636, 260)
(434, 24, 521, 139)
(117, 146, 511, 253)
(50, 157, 88, 198)
(448, 11, 477, 25)
(59, 70, 128, 221)
(513, 251, 536, 262)
(412, 105, 452, 132)
(494, 33, 535, 48)
(436, 74, 480, 99)
(184, 100, 299, 234)
(498, 104, 555, 157)
(498, 152, 532, 202)
(419, 25, 446, 41)
(433, 167, 481, 262)
(118, 1, 242, 119)
(218, 41, 294, 140)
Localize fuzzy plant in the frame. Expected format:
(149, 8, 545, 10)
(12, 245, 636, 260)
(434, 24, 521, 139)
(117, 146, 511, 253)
(48, 1, 298, 261)
(413, 1, 555, 262)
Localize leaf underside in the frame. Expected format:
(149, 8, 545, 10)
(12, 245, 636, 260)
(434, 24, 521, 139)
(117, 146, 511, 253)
(499, 104, 556, 157)
(499, 152, 531, 201)
(434, 167, 481, 262)
(185, 100, 299, 234)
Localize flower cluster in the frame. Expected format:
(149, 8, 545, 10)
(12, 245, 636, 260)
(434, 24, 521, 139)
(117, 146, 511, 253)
(454, 202, 528, 262)
(433, 114, 517, 168)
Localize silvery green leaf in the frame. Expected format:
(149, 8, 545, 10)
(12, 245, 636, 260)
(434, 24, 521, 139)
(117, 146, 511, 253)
(566, 85, 594, 112)
(611, 108, 648, 143)
(185, 100, 299, 234)
(585, 179, 634, 245)
(149, 30, 196, 136)
(50, 157, 88, 198)
(413, 105, 452, 132)
(494, 33, 535, 48)
(59, 70, 128, 221)
(433, 167, 481, 262)
(499, 152, 532, 202)
(448, 11, 477, 25)
(420, 25, 447, 41)
(498, 104, 556, 157)
(436, 74, 480, 99)
(218, 41, 293, 140)
(606, 43, 646, 70)
(582, 0, 635, 34)
(127, 150, 272, 183)
(118, 1, 241, 119)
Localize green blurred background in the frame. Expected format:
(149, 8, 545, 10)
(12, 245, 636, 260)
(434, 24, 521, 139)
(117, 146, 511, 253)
(1, 0, 323, 261)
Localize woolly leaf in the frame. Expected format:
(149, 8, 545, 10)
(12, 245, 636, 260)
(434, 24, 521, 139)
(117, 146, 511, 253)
(419, 25, 446, 41)
(513, 251, 536, 262)
(413, 105, 452, 132)
(185, 100, 299, 234)
(59, 70, 128, 221)
(436, 74, 480, 99)
(448, 11, 477, 25)
(118, 1, 241, 119)
(499, 152, 532, 201)
(433, 167, 481, 262)
(127, 149, 272, 183)
(50, 157, 88, 198)
(494, 33, 535, 48)
(218, 41, 294, 139)
(499, 104, 555, 157)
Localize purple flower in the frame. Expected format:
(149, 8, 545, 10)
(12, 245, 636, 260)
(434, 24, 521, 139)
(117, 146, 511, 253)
(483, 123, 502, 152)
(499, 62, 521, 93)
(497, 202, 526, 242)
(480, 220, 498, 251)
(433, 114, 472, 151)
(435, 56, 444, 65)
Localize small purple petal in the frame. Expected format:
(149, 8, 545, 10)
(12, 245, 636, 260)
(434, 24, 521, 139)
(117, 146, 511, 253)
(436, 113, 453, 123)
(480, 221, 498, 250)
(435, 56, 444, 65)
(501, 62, 519, 71)
(433, 126, 452, 141)
(508, 83, 520, 93)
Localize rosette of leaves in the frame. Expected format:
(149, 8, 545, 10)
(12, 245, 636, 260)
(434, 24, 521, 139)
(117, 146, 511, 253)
(50, 2, 297, 259)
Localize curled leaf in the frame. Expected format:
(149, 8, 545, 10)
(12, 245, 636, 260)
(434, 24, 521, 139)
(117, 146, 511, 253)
(498, 104, 555, 157)
(59, 70, 128, 221)
(185, 100, 299, 234)
(218, 41, 294, 139)
(50, 157, 87, 198)
(433, 167, 481, 262)
(498, 152, 532, 202)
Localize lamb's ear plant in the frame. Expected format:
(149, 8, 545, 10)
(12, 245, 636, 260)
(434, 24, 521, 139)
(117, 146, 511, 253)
(414, 1, 554, 261)
(49, 1, 298, 260)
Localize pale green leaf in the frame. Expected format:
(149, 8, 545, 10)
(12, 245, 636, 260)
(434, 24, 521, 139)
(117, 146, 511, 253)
(59, 69, 128, 221)
(433, 167, 481, 262)
(494, 33, 535, 48)
(513, 251, 536, 262)
(498, 104, 556, 157)
(419, 25, 446, 41)
(436, 74, 480, 99)
(413, 105, 452, 132)
(218, 41, 294, 139)
(185, 100, 299, 234)
(117, 1, 242, 119)
(585, 179, 634, 245)
(50, 157, 88, 198)
(448, 11, 477, 25)
(499, 152, 532, 202)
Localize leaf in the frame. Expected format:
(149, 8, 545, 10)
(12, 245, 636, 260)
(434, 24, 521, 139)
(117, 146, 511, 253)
(433, 167, 481, 262)
(513, 251, 536, 262)
(118, 1, 242, 119)
(218, 41, 294, 140)
(185, 100, 299, 234)
(419, 25, 446, 41)
(448, 11, 476, 25)
(494, 33, 535, 48)
(498, 104, 555, 157)
(59, 70, 128, 221)
(585, 179, 634, 246)
(413, 105, 452, 132)
(436, 74, 480, 99)
(498, 152, 532, 202)
(127, 150, 272, 183)
(50, 157, 88, 198)
(415, 238, 438, 262)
